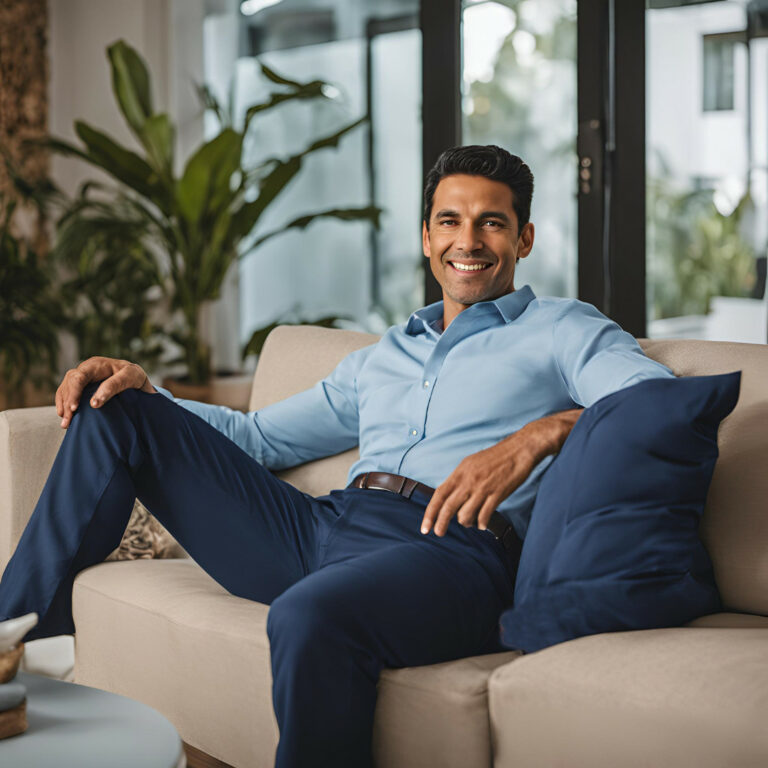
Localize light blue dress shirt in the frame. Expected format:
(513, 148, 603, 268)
(153, 285, 675, 538)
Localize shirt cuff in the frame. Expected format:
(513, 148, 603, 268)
(150, 381, 177, 401)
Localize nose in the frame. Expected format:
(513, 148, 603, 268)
(453, 222, 484, 253)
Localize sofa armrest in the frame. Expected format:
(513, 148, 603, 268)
(0, 406, 64, 576)
(488, 624, 768, 768)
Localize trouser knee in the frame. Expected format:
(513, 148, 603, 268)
(69, 380, 145, 467)
(267, 589, 352, 657)
(75, 381, 143, 427)
(79, 380, 141, 407)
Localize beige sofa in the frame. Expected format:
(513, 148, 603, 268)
(1, 325, 767, 768)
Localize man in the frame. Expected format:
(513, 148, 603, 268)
(0, 145, 674, 767)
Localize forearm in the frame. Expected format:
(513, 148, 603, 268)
(421, 407, 584, 536)
(505, 408, 584, 463)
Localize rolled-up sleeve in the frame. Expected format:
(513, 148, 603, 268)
(151, 343, 375, 469)
(553, 300, 675, 407)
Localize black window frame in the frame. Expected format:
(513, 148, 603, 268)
(420, 0, 648, 335)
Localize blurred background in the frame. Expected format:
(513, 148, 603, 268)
(1, 0, 766, 412)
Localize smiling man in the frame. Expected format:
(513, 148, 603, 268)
(424, 172, 533, 323)
(0, 145, 675, 768)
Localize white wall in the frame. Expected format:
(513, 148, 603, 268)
(647, 2, 748, 185)
(49, 0, 173, 196)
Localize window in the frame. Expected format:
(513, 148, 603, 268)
(702, 34, 736, 111)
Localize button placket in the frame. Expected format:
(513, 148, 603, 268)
(396, 337, 447, 473)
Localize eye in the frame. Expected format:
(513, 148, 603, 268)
(483, 220, 502, 228)
(439, 219, 457, 226)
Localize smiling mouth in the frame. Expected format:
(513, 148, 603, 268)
(447, 261, 492, 273)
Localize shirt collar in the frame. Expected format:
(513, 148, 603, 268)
(405, 284, 536, 336)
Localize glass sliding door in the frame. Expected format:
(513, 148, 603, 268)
(646, 0, 766, 342)
(203, 0, 423, 362)
(461, 0, 578, 298)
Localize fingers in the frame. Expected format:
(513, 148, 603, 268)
(420, 485, 449, 535)
(89, 363, 143, 408)
(55, 357, 140, 429)
(421, 486, 469, 537)
(476, 496, 500, 531)
(58, 367, 90, 429)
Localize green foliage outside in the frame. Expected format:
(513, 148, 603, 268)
(647, 170, 757, 320)
(463, 0, 577, 298)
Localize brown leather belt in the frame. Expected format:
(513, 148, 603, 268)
(348, 471, 523, 558)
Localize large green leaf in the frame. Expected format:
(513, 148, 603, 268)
(176, 129, 242, 225)
(304, 115, 367, 153)
(107, 40, 153, 136)
(242, 62, 334, 134)
(245, 205, 383, 252)
(228, 115, 368, 244)
(141, 113, 175, 175)
(227, 155, 301, 246)
(244, 86, 324, 127)
(258, 61, 304, 88)
(72, 121, 160, 201)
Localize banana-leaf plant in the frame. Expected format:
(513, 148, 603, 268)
(39, 39, 381, 385)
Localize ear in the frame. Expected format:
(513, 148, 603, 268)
(422, 220, 431, 259)
(516, 222, 535, 261)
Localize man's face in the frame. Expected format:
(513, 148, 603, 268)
(422, 174, 534, 326)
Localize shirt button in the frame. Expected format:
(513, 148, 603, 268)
(410, 429, 418, 436)
(423, 380, 430, 388)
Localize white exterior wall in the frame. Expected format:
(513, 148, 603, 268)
(647, 2, 748, 185)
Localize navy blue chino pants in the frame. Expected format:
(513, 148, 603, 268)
(0, 382, 517, 767)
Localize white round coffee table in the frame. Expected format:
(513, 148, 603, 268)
(0, 671, 185, 767)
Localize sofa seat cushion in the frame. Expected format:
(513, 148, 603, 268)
(72, 559, 276, 768)
(72, 559, 521, 768)
(375, 650, 520, 767)
(489, 620, 768, 768)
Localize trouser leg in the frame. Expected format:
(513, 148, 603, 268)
(0, 382, 333, 642)
(266, 489, 516, 768)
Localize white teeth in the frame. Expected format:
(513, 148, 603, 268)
(451, 262, 489, 271)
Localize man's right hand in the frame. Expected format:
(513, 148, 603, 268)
(55, 357, 157, 429)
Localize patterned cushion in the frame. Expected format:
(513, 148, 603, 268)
(106, 500, 187, 561)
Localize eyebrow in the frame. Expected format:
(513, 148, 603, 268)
(434, 209, 512, 223)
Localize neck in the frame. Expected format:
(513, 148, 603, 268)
(441, 287, 516, 329)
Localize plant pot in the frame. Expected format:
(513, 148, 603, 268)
(161, 371, 253, 411)
(161, 377, 213, 403)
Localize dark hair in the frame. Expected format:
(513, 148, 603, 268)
(423, 145, 534, 234)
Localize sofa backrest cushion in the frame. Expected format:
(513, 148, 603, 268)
(498, 371, 741, 653)
(249, 325, 379, 498)
(248, 327, 768, 616)
(639, 339, 768, 616)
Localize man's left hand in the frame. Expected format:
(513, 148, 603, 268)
(420, 408, 583, 537)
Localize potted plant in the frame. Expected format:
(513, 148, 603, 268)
(43, 40, 380, 400)
(0, 195, 62, 409)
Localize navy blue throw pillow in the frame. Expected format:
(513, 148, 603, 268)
(499, 371, 741, 654)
